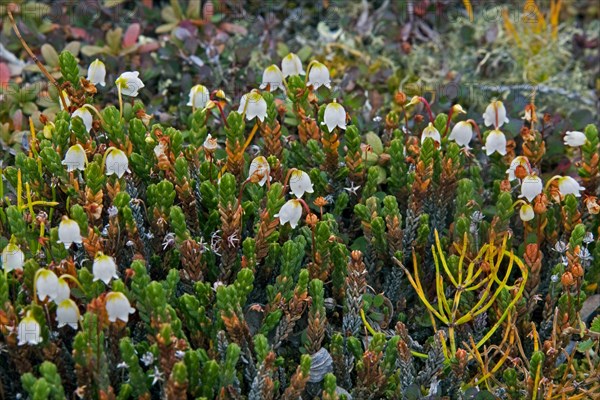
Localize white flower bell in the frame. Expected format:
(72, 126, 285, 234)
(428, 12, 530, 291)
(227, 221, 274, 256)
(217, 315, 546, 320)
(18, 311, 42, 345)
(260, 65, 285, 92)
(520, 175, 543, 202)
(557, 176, 585, 197)
(323, 101, 347, 131)
(248, 156, 271, 187)
(116, 71, 145, 97)
(238, 91, 267, 122)
(563, 131, 586, 147)
(105, 148, 129, 178)
(187, 84, 210, 109)
(62, 144, 87, 172)
(448, 121, 473, 147)
(106, 292, 135, 323)
(87, 59, 106, 87)
(58, 216, 83, 249)
(506, 156, 531, 181)
(72, 107, 93, 132)
(93, 252, 118, 284)
(484, 129, 507, 156)
(519, 204, 535, 222)
(281, 53, 305, 77)
(483, 100, 509, 128)
(289, 169, 314, 198)
(57, 299, 80, 329)
(35, 269, 59, 302)
(1, 242, 25, 272)
(55, 277, 71, 303)
(306, 62, 331, 89)
(203, 134, 218, 151)
(421, 123, 441, 145)
(276, 199, 303, 229)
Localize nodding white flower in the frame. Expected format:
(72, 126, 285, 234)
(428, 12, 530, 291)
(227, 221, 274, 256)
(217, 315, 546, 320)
(563, 131, 586, 147)
(105, 148, 129, 178)
(72, 107, 93, 132)
(448, 121, 473, 147)
(59, 90, 71, 110)
(203, 134, 218, 151)
(87, 59, 106, 87)
(35, 269, 59, 302)
(62, 144, 87, 172)
(483, 100, 509, 128)
(58, 216, 83, 249)
(506, 156, 531, 181)
(187, 84, 210, 109)
(93, 252, 118, 284)
(154, 142, 167, 159)
(421, 122, 441, 145)
(557, 176, 585, 197)
(238, 91, 267, 122)
(520, 175, 543, 202)
(519, 204, 535, 222)
(281, 53, 305, 77)
(276, 199, 303, 229)
(247, 156, 271, 186)
(289, 169, 314, 198)
(57, 299, 80, 329)
(484, 129, 507, 156)
(105, 292, 135, 323)
(260, 65, 285, 92)
(55, 277, 71, 303)
(306, 61, 331, 89)
(115, 71, 145, 97)
(18, 311, 42, 345)
(1, 243, 25, 272)
(323, 101, 347, 131)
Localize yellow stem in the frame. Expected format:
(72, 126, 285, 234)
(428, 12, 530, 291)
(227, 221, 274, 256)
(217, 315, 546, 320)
(118, 85, 124, 119)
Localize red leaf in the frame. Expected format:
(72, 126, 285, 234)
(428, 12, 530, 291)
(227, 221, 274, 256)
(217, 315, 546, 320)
(123, 23, 141, 48)
(0, 63, 9, 89)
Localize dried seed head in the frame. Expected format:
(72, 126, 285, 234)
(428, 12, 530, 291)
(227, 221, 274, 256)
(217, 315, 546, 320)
(533, 194, 548, 214)
(305, 213, 318, 227)
(314, 196, 328, 207)
(499, 179, 512, 192)
(561, 271, 574, 287)
(514, 165, 529, 180)
(571, 263, 584, 278)
(394, 91, 407, 104)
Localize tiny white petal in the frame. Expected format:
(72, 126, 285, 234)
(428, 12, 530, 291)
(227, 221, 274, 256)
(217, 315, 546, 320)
(484, 129, 507, 156)
(421, 123, 441, 145)
(520, 175, 543, 202)
(203, 134, 218, 151)
(289, 170, 314, 198)
(105, 148, 129, 178)
(72, 107, 93, 133)
(281, 53, 305, 77)
(563, 131, 586, 147)
(55, 277, 71, 303)
(116, 71, 145, 97)
(2, 243, 25, 272)
(87, 59, 106, 87)
(62, 144, 87, 172)
(106, 292, 135, 323)
(323, 102, 347, 131)
(276, 199, 303, 229)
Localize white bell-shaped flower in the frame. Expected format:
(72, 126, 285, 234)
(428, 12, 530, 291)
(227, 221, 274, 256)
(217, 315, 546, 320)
(448, 121, 473, 147)
(56, 299, 80, 329)
(289, 169, 314, 198)
(72, 107, 93, 132)
(520, 175, 543, 202)
(506, 156, 531, 181)
(1, 242, 25, 272)
(484, 129, 507, 156)
(557, 176, 585, 197)
(93, 252, 118, 284)
(62, 144, 87, 172)
(281, 53, 305, 77)
(187, 84, 210, 109)
(260, 65, 285, 92)
(58, 216, 83, 249)
(483, 100, 509, 128)
(306, 62, 331, 89)
(563, 131, 586, 147)
(87, 59, 106, 87)
(276, 199, 303, 229)
(323, 101, 347, 131)
(55, 277, 71, 303)
(238, 91, 267, 122)
(115, 71, 145, 97)
(519, 204, 535, 222)
(105, 148, 129, 178)
(35, 269, 59, 302)
(18, 311, 42, 346)
(421, 123, 441, 145)
(247, 156, 271, 187)
(203, 134, 218, 151)
(106, 292, 135, 323)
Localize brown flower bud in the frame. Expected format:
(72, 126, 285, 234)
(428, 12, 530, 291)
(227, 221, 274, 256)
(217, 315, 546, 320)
(395, 91, 407, 105)
(533, 193, 548, 214)
(584, 196, 599, 215)
(561, 271, 574, 287)
(314, 197, 328, 207)
(305, 213, 318, 227)
(500, 179, 512, 192)
(571, 263, 584, 278)
(515, 165, 528, 180)
(414, 114, 424, 124)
